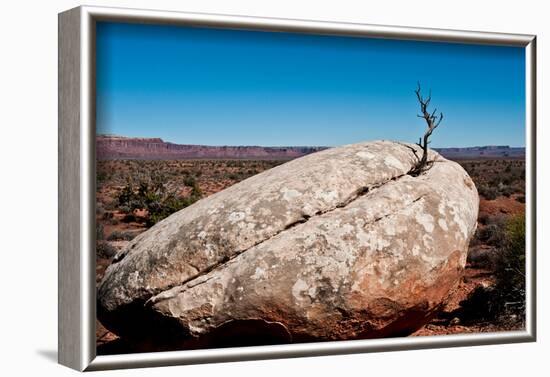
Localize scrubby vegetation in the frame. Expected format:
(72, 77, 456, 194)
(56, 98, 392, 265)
(106, 230, 137, 241)
(96, 159, 284, 195)
(117, 172, 202, 227)
(460, 159, 525, 200)
(460, 213, 526, 326)
(493, 214, 526, 319)
(96, 241, 117, 259)
(95, 159, 285, 265)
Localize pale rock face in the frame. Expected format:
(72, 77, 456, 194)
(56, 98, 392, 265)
(97, 141, 479, 344)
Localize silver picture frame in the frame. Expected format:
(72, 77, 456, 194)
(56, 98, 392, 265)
(58, 5, 537, 371)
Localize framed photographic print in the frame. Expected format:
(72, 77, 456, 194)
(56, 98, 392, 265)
(58, 6, 536, 371)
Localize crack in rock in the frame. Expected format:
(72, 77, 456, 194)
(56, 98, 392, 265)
(147, 177, 429, 307)
(136, 173, 415, 304)
(117, 149, 438, 308)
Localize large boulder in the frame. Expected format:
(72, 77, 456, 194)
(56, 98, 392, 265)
(97, 141, 479, 346)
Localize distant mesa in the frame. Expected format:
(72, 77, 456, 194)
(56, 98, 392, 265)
(433, 145, 525, 160)
(96, 135, 525, 160)
(96, 135, 328, 160)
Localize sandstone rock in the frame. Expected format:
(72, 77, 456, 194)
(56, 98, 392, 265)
(97, 140, 479, 345)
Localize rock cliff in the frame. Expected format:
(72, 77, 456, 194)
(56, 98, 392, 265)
(96, 135, 327, 160)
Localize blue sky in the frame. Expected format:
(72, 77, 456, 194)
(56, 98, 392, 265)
(96, 22, 525, 147)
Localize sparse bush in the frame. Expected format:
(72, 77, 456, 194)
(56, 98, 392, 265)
(107, 230, 136, 241)
(96, 241, 117, 259)
(478, 184, 498, 200)
(96, 204, 105, 217)
(104, 200, 118, 211)
(96, 223, 105, 241)
(457, 159, 525, 202)
(473, 216, 506, 248)
(478, 213, 489, 225)
(467, 246, 495, 269)
(499, 184, 514, 197)
(183, 176, 197, 188)
(118, 184, 136, 208)
(97, 170, 110, 184)
(102, 211, 119, 225)
(117, 173, 202, 227)
(492, 214, 526, 321)
(459, 214, 526, 325)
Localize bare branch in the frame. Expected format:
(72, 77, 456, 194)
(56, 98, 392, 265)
(409, 83, 444, 176)
(435, 113, 444, 128)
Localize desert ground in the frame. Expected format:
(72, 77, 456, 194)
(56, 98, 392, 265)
(95, 157, 526, 351)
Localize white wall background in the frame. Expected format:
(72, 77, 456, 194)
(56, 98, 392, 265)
(0, 0, 546, 375)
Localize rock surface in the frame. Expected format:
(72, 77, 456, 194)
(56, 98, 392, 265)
(97, 140, 479, 345)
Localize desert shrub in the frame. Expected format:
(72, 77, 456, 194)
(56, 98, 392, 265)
(101, 211, 119, 225)
(500, 185, 514, 198)
(117, 173, 202, 227)
(467, 246, 494, 269)
(104, 199, 119, 211)
(117, 184, 135, 208)
(459, 159, 525, 202)
(478, 184, 498, 200)
(478, 213, 490, 225)
(97, 170, 110, 184)
(492, 214, 526, 320)
(183, 176, 202, 196)
(107, 230, 136, 241)
(489, 177, 500, 186)
(96, 241, 117, 259)
(473, 216, 506, 247)
(146, 193, 197, 226)
(460, 214, 526, 325)
(183, 176, 197, 188)
(96, 223, 105, 241)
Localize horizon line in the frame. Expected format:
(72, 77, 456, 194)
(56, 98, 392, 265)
(96, 134, 526, 149)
